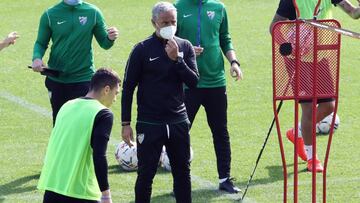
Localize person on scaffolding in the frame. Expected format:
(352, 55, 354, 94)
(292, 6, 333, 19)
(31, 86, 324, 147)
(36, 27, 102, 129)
(269, 0, 360, 172)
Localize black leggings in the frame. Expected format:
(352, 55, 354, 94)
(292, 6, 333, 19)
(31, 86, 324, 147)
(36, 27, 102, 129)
(43, 190, 99, 203)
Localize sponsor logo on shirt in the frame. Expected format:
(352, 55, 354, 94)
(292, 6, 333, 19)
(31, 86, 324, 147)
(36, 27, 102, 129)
(137, 133, 145, 144)
(183, 14, 192, 18)
(207, 11, 215, 20)
(79, 16, 88, 25)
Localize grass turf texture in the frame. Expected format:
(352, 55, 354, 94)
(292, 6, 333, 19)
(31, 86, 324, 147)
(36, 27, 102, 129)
(1, 0, 360, 202)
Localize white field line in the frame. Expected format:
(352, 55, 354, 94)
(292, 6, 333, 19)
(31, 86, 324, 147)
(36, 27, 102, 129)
(0, 91, 51, 118)
(1, 91, 246, 201)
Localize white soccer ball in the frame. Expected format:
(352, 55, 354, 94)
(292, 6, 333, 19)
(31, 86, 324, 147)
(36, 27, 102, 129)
(160, 147, 171, 171)
(316, 113, 340, 135)
(160, 145, 193, 172)
(115, 141, 138, 171)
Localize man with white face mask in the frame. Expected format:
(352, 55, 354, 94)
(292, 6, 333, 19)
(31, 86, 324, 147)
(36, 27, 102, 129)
(121, 2, 199, 202)
(31, 0, 119, 125)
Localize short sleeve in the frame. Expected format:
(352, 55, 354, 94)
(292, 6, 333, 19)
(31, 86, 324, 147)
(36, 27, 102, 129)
(332, 0, 342, 5)
(276, 0, 297, 20)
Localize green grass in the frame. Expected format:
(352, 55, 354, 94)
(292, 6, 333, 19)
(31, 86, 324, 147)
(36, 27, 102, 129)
(1, 0, 360, 202)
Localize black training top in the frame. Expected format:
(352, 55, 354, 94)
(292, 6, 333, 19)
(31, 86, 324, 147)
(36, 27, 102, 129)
(122, 33, 199, 124)
(276, 0, 343, 20)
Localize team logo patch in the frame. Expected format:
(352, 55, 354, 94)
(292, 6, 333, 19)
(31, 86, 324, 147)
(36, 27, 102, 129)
(137, 133, 145, 144)
(207, 11, 215, 20)
(79, 16, 88, 25)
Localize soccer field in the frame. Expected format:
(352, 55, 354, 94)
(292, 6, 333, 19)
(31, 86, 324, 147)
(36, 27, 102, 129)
(1, 0, 360, 202)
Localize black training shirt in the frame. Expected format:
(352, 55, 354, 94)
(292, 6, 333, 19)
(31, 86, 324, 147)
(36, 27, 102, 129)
(276, 0, 343, 20)
(90, 106, 113, 192)
(122, 33, 199, 124)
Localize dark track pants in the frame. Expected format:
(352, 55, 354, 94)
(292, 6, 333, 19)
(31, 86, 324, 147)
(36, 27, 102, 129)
(43, 190, 99, 203)
(185, 87, 231, 179)
(45, 77, 90, 125)
(135, 121, 191, 203)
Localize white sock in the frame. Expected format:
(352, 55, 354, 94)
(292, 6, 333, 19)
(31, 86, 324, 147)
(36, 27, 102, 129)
(297, 122, 303, 138)
(305, 145, 313, 160)
(219, 177, 228, 183)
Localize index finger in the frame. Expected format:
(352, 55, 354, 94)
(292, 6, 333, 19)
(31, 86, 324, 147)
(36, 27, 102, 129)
(193, 46, 204, 52)
(167, 39, 178, 48)
(108, 27, 117, 32)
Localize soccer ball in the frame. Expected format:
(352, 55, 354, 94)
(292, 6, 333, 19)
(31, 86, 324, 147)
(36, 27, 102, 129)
(160, 145, 193, 172)
(316, 113, 340, 135)
(115, 141, 138, 171)
(160, 147, 171, 171)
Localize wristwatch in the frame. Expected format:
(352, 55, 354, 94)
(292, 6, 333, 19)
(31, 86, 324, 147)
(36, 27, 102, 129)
(230, 60, 240, 67)
(176, 56, 184, 64)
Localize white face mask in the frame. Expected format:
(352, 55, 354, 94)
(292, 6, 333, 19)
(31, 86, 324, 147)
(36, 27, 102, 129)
(159, 25, 177, 40)
(64, 0, 82, 5)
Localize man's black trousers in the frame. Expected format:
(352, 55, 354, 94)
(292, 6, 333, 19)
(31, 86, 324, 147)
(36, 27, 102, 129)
(45, 77, 90, 125)
(135, 120, 191, 203)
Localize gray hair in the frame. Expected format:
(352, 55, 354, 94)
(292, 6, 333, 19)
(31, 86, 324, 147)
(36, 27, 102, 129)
(152, 2, 177, 21)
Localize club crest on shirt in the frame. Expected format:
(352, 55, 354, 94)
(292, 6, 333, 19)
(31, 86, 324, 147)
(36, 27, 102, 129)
(137, 133, 145, 144)
(79, 16, 88, 25)
(207, 11, 215, 20)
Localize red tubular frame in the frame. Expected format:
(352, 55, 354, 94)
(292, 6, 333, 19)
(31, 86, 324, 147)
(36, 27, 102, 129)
(323, 21, 342, 203)
(311, 24, 319, 203)
(272, 18, 341, 203)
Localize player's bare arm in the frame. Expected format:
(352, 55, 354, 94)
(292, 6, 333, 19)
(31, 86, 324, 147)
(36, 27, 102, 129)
(0, 31, 19, 51)
(338, 0, 360, 19)
(270, 14, 289, 33)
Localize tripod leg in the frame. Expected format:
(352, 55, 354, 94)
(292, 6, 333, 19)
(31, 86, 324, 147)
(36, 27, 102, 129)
(239, 100, 284, 201)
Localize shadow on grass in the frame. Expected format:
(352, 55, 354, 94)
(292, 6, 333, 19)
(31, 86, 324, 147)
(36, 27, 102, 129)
(237, 162, 308, 189)
(129, 188, 242, 203)
(108, 164, 171, 175)
(0, 173, 40, 201)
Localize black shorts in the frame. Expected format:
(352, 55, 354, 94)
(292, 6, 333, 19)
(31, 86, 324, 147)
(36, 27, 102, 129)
(43, 190, 99, 203)
(284, 58, 336, 101)
(299, 98, 335, 103)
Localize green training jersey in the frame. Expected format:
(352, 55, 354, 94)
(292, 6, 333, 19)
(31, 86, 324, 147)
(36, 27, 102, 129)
(37, 98, 106, 200)
(32, 1, 114, 83)
(297, 0, 333, 19)
(175, 0, 234, 88)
